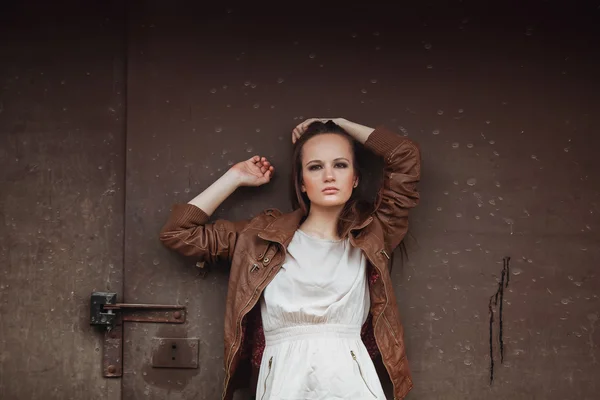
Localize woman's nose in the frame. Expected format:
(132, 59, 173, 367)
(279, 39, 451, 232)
(323, 167, 335, 181)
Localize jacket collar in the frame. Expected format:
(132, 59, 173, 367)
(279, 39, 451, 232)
(258, 207, 374, 248)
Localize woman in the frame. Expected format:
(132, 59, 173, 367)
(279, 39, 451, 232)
(160, 118, 421, 400)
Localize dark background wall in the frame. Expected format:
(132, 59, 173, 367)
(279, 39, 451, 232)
(1, 1, 598, 399)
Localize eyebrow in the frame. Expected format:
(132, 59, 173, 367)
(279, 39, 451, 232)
(305, 157, 350, 166)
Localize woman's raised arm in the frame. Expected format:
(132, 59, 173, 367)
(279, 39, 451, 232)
(159, 155, 275, 265)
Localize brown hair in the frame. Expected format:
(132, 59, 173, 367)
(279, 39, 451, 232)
(290, 120, 411, 269)
(290, 120, 373, 239)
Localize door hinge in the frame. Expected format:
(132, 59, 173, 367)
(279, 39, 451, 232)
(90, 292, 187, 378)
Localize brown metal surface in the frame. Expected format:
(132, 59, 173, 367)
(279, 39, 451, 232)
(151, 338, 200, 369)
(104, 324, 124, 378)
(0, 2, 126, 400)
(1, 2, 598, 400)
(124, 3, 599, 400)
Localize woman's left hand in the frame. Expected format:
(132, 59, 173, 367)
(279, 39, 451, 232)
(291, 117, 347, 144)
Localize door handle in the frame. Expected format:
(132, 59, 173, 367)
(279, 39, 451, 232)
(89, 292, 187, 377)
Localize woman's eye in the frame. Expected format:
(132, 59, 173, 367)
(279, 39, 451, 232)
(308, 163, 347, 170)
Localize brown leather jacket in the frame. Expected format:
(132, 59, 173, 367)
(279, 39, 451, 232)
(159, 126, 421, 400)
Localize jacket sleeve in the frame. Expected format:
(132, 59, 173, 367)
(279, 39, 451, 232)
(363, 126, 421, 251)
(159, 203, 249, 265)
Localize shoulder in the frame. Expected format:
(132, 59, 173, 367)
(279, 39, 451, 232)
(244, 207, 283, 228)
(262, 208, 283, 218)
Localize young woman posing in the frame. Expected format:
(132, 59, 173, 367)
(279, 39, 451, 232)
(160, 118, 421, 399)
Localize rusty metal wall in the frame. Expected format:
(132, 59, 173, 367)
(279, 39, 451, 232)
(126, 2, 599, 399)
(0, 2, 126, 400)
(1, 1, 599, 400)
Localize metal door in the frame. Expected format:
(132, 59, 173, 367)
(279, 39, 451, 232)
(2, 2, 599, 400)
(0, 1, 126, 399)
(123, 3, 600, 399)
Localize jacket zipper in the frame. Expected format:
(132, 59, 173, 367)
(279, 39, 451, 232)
(260, 356, 273, 400)
(222, 241, 283, 400)
(380, 249, 390, 260)
(351, 350, 377, 398)
(222, 271, 272, 399)
(358, 246, 399, 398)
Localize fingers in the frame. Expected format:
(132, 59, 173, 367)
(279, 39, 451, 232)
(292, 120, 314, 144)
(291, 118, 334, 144)
(252, 156, 274, 175)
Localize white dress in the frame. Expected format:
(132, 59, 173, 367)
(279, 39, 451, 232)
(256, 229, 386, 400)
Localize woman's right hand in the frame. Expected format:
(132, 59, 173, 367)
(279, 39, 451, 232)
(229, 155, 274, 187)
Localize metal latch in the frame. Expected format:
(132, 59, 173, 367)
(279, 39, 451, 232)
(90, 292, 187, 377)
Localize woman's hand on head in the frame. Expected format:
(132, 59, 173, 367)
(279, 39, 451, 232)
(229, 155, 274, 187)
(292, 117, 346, 144)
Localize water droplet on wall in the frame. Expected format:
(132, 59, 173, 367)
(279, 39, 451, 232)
(467, 178, 477, 186)
(432, 129, 440, 135)
(424, 43, 432, 50)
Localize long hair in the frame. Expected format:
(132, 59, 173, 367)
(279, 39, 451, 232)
(289, 120, 411, 269)
(290, 120, 374, 239)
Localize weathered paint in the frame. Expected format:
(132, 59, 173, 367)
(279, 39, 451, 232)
(0, 1, 126, 399)
(1, 1, 599, 400)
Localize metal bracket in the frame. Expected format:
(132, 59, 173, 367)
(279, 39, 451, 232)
(90, 292, 187, 378)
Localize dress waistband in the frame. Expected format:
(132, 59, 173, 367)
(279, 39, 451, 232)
(264, 324, 361, 346)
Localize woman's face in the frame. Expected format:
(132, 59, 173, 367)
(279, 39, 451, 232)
(300, 133, 358, 210)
